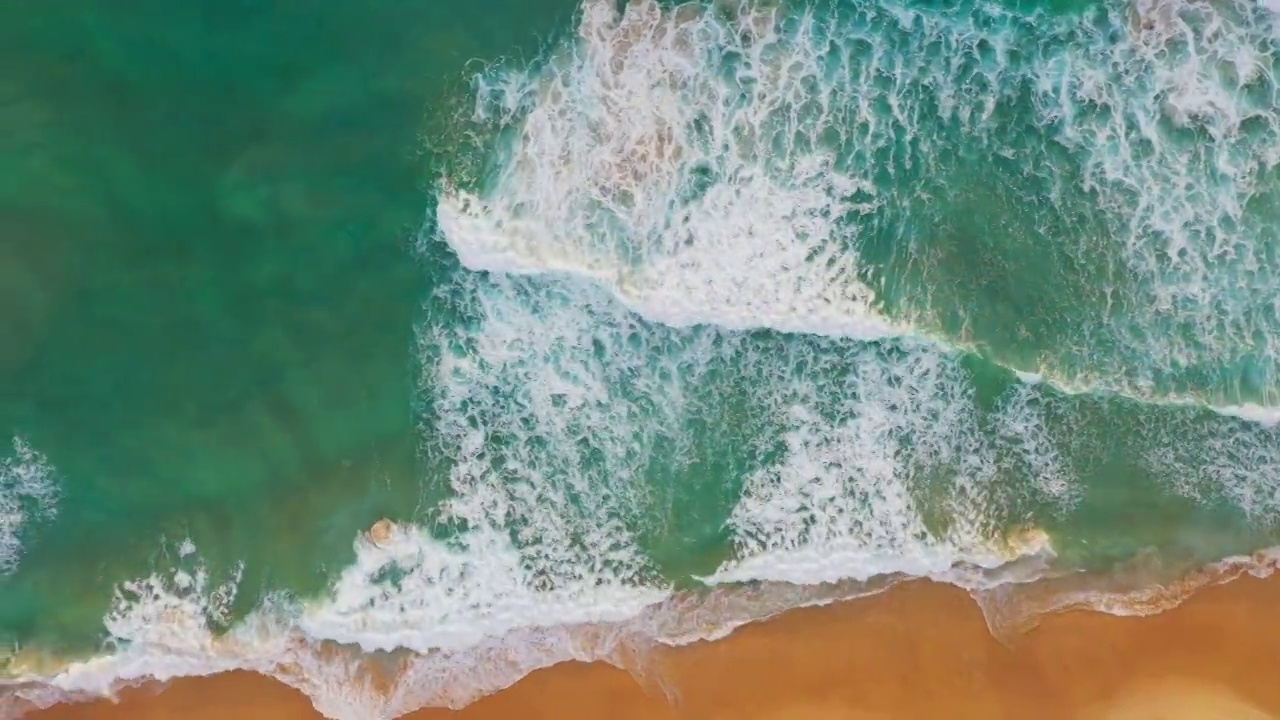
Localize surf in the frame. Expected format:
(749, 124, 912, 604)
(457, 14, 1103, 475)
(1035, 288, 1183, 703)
(6, 0, 1280, 717)
(0, 438, 59, 577)
(439, 0, 1280, 412)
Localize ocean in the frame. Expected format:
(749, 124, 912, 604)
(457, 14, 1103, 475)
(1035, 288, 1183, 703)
(2, 0, 1279, 717)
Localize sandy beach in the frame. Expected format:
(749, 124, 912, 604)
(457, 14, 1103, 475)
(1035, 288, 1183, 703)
(19, 572, 1280, 720)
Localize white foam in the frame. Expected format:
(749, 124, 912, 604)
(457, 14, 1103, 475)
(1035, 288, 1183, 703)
(890, 0, 1280, 408)
(6, 537, 658, 719)
(10, 0, 1280, 717)
(7, 534, 1054, 720)
(103, 545, 243, 650)
(708, 342, 1074, 586)
(707, 539, 1010, 586)
(440, 0, 1280, 416)
(1215, 403, 1280, 427)
(310, 271, 700, 664)
(0, 437, 59, 576)
(401, 237, 1070, 713)
(1145, 412, 1280, 519)
(1013, 369, 1045, 385)
(1028, 0, 1280, 405)
(434, 0, 1087, 608)
(989, 361, 1280, 429)
(974, 546, 1280, 638)
(993, 384, 1077, 504)
(298, 524, 668, 654)
(437, 0, 901, 340)
(7, 543, 273, 712)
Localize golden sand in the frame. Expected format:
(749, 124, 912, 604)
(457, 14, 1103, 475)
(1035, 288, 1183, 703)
(21, 574, 1280, 720)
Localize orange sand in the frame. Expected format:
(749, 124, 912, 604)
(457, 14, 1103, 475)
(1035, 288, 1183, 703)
(21, 575, 1280, 720)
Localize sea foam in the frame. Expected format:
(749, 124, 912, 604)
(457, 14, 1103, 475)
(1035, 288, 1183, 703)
(0, 437, 59, 576)
(441, 0, 1280, 412)
(437, 0, 900, 340)
(8, 0, 1280, 717)
(2, 533, 1055, 720)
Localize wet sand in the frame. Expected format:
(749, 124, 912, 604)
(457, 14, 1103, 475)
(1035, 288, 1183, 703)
(22, 574, 1280, 720)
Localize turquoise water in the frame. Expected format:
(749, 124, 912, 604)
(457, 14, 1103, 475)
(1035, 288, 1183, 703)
(3, 0, 1280, 717)
(1, 0, 577, 655)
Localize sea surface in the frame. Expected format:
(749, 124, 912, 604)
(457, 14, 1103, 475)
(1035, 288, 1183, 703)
(2, 0, 1279, 717)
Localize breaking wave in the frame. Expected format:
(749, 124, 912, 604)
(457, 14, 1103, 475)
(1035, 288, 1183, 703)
(440, 0, 1280, 412)
(6, 0, 1280, 718)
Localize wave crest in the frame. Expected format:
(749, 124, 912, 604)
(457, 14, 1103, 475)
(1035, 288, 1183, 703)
(438, 0, 900, 339)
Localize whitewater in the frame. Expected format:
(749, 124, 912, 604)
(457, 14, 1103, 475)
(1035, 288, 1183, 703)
(5, 0, 1280, 718)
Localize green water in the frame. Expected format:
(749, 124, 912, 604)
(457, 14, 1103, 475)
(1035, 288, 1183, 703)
(2, 0, 1280, 715)
(1, 0, 578, 650)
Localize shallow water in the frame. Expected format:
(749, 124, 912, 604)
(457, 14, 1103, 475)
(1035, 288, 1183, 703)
(3, 0, 1280, 717)
(1, 0, 578, 649)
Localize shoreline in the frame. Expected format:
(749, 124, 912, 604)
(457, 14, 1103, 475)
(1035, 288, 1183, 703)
(16, 570, 1280, 720)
